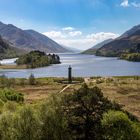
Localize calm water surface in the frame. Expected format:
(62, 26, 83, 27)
(0, 53, 140, 78)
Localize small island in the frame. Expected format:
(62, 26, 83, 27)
(16, 50, 60, 68)
(0, 50, 61, 69)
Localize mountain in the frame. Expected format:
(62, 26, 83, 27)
(0, 21, 69, 53)
(82, 39, 113, 54)
(120, 24, 140, 38)
(25, 30, 68, 52)
(0, 35, 24, 60)
(96, 25, 140, 57)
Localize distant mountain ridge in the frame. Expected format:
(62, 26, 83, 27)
(82, 39, 113, 54)
(120, 24, 140, 38)
(0, 21, 69, 53)
(96, 24, 140, 56)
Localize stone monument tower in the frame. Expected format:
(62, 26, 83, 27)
(68, 65, 72, 83)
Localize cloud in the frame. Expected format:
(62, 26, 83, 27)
(54, 38, 96, 50)
(43, 29, 119, 50)
(69, 31, 82, 37)
(120, 0, 129, 7)
(43, 31, 65, 39)
(131, 2, 140, 8)
(86, 32, 119, 41)
(120, 0, 140, 8)
(62, 27, 75, 31)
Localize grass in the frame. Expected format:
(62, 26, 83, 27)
(0, 76, 140, 120)
(0, 64, 27, 69)
(87, 76, 140, 120)
(0, 77, 83, 103)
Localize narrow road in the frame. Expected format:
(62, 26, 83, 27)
(59, 84, 71, 94)
(59, 77, 90, 94)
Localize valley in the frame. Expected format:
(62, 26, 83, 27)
(0, 0, 140, 139)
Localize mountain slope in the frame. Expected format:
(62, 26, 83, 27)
(82, 39, 113, 54)
(0, 35, 24, 59)
(0, 21, 69, 53)
(120, 24, 140, 38)
(25, 30, 68, 52)
(96, 25, 140, 57)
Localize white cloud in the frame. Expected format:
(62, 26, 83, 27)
(131, 2, 140, 8)
(43, 29, 119, 50)
(62, 27, 75, 31)
(120, 0, 129, 7)
(120, 0, 140, 8)
(69, 31, 82, 37)
(86, 32, 119, 41)
(43, 31, 65, 39)
(54, 38, 96, 50)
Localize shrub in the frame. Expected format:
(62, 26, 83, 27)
(39, 95, 71, 140)
(0, 112, 13, 140)
(19, 78, 26, 86)
(12, 106, 41, 140)
(62, 84, 121, 140)
(101, 110, 140, 140)
(0, 88, 24, 102)
(28, 74, 36, 85)
(3, 101, 17, 112)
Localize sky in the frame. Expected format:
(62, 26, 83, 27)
(0, 0, 140, 50)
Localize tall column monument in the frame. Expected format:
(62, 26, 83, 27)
(68, 65, 72, 83)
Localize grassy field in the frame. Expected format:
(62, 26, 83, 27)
(0, 77, 83, 103)
(87, 76, 140, 120)
(0, 76, 140, 120)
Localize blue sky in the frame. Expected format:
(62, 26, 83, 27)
(0, 0, 140, 50)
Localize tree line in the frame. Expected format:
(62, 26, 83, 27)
(120, 53, 140, 62)
(16, 50, 60, 68)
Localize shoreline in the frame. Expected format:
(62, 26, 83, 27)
(0, 64, 27, 69)
(0, 75, 139, 79)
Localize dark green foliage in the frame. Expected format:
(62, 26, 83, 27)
(0, 88, 24, 102)
(101, 110, 140, 140)
(39, 95, 71, 140)
(0, 84, 139, 140)
(120, 53, 140, 62)
(16, 50, 60, 68)
(62, 84, 121, 140)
